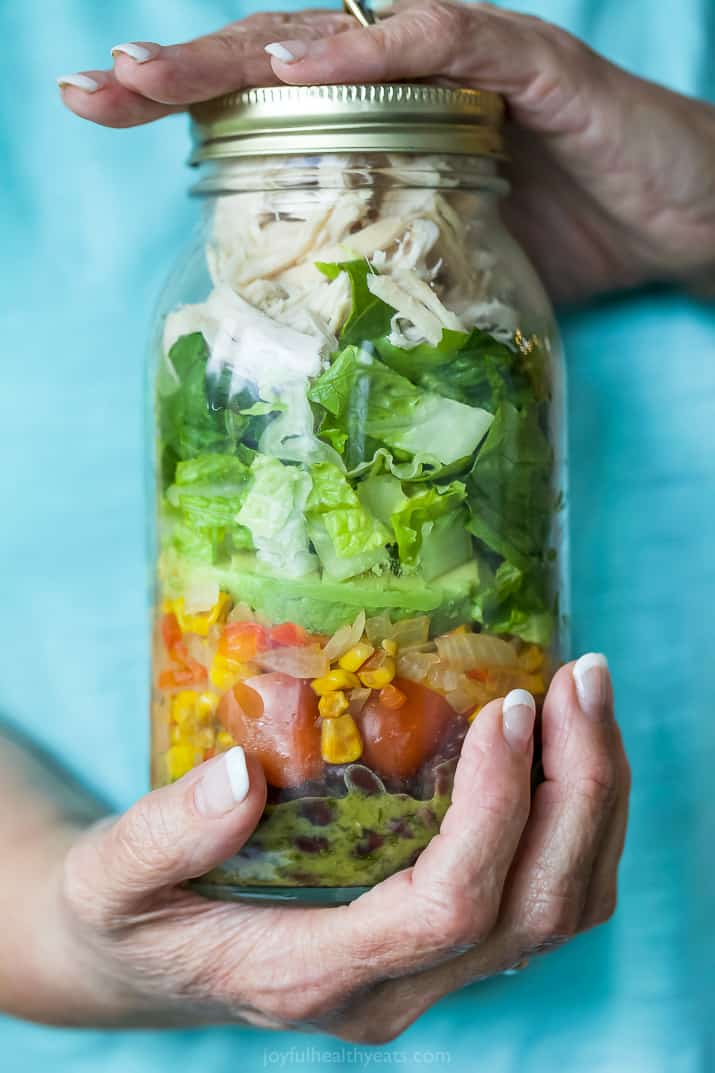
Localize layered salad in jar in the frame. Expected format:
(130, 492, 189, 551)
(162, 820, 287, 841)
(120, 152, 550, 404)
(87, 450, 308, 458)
(153, 158, 561, 891)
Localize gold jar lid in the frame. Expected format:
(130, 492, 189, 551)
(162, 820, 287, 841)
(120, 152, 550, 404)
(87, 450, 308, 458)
(189, 83, 504, 162)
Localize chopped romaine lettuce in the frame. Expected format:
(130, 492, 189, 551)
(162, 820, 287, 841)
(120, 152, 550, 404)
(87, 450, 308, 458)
(377, 327, 540, 413)
(308, 345, 493, 470)
(306, 462, 390, 580)
(389, 481, 467, 567)
(163, 452, 253, 562)
(159, 332, 249, 481)
(472, 559, 554, 645)
(316, 260, 395, 346)
(467, 402, 553, 566)
(236, 455, 317, 578)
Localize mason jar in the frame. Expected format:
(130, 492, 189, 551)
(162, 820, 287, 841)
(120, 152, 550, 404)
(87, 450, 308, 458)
(150, 84, 569, 904)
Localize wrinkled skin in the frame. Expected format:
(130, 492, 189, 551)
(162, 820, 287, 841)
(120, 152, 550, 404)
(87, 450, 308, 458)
(3, 661, 629, 1041)
(58, 1, 715, 302)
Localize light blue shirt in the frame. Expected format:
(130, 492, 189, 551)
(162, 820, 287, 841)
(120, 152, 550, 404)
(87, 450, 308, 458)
(1, 2, 713, 1070)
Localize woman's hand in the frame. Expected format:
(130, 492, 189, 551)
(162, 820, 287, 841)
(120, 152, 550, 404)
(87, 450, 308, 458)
(9, 656, 629, 1042)
(57, 2, 715, 303)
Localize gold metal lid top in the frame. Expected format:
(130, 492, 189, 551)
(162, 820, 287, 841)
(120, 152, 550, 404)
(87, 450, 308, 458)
(190, 83, 504, 162)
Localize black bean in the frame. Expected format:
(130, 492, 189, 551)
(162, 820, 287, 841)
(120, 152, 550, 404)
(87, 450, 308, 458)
(294, 835, 330, 854)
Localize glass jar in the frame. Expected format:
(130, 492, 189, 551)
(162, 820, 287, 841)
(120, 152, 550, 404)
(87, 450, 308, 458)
(150, 85, 568, 904)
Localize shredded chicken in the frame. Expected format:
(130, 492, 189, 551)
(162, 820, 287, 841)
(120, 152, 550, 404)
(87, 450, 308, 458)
(168, 152, 521, 364)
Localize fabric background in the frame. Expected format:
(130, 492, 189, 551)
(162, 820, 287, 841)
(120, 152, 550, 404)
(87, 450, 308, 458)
(1, 1, 713, 1070)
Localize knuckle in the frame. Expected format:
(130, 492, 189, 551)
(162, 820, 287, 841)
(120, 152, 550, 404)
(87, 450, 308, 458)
(524, 895, 580, 950)
(588, 889, 618, 928)
(419, 0, 470, 39)
(112, 798, 182, 881)
(479, 783, 529, 825)
(266, 986, 336, 1025)
(573, 758, 619, 812)
(418, 884, 496, 949)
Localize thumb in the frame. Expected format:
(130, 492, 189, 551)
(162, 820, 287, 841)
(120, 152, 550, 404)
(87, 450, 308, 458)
(67, 748, 266, 918)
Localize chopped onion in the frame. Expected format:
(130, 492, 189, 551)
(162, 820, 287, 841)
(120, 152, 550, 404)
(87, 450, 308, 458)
(435, 631, 518, 671)
(255, 644, 329, 679)
(348, 687, 371, 717)
(425, 665, 464, 693)
(391, 616, 430, 648)
(445, 676, 490, 713)
(323, 610, 366, 661)
(183, 578, 220, 614)
(228, 601, 257, 624)
(397, 649, 440, 683)
(365, 613, 392, 647)
(365, 613, 430, 649)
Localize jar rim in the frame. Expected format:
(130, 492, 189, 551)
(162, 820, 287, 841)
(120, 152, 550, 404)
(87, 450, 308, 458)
(189, 83, 505, 163)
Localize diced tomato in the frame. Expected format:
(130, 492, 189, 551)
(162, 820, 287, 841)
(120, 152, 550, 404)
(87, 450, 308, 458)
(467, 668, 489, 682)
(268, 622, 312, 648)
(231, 681, 264, 719)
(218, 671, 323, 789)
(161, 612, 182, 652)
(221, 621, 269, 662)
(158, 661, 207, 690)
(358, 678, 455, 780)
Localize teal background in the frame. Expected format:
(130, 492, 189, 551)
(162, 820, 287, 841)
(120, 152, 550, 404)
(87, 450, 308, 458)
(1, 0, 714, 1070)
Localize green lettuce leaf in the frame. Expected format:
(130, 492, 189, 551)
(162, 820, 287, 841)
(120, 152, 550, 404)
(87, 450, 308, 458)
(466, 402, 553, 566)
(236, 455, 317, 578)
(308, 345, 494, 472)
(162, 452, 254, 563)
(159, 333, 250, 483)
(472, 559, 554, 645)
(390, 482, 467, 567)
(374, 329, 469, 379)
(306, 462, 390, 580)
(316, 260, 395, 345)
(378, 327, 540, 413)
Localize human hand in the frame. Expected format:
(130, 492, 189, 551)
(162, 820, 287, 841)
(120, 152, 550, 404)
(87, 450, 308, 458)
(57, 2, 715, 303)
(25, 655, 628, 1041)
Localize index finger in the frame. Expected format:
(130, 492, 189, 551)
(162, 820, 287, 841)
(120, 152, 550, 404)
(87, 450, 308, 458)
(303, 689, 536, 991)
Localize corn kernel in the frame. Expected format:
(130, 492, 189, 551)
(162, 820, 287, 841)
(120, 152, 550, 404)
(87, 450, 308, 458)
(210, 652, 250, 691)
(171, 690, 200, 726)
(320, 714, 363, 764)
(359, 655, 396, 690)
(216, 730, 235, 750)
(318, 690, 349, 719)
(311, 669, 361, 696)
(170, 724, 183, 745)
(196, 691, 219, 720)
(175, 592, 231, 638)
(166, 744, 195, 781)
(338, 642, 374, 673)
(519, 645, 545, 673)
(381, 638, 398, 657)
(195, 727, 215, 750)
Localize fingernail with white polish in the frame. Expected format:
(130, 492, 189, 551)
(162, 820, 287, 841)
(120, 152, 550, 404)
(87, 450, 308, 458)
(573, 653, 610, 720)
(195, 747, 249, 817)
(111, 42, 154, 63)
(502, 689, 536, 753)
(264, 40, 310, 64)
(56, 73, 100, 93)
